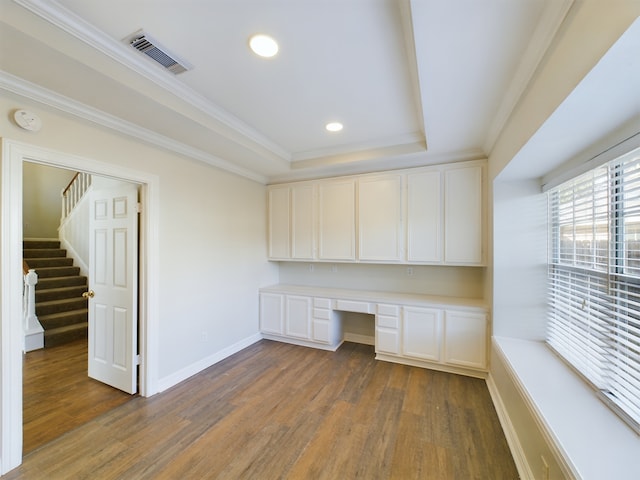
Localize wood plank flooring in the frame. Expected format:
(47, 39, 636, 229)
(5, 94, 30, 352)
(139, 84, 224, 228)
(9, 340, 518, 479)
(22, 338, 133, 454)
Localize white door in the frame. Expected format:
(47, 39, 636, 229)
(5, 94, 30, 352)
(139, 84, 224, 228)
(88, 184, 139, 394)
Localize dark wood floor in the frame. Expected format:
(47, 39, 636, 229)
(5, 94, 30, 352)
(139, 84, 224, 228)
(10, 340, 518, 479)
(22, 338, 134, 454)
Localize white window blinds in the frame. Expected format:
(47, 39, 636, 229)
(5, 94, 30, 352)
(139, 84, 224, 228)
(548, 146, 640, 431)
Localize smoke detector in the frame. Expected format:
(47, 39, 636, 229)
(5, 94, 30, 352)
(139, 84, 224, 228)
(127, 31, 192, 74)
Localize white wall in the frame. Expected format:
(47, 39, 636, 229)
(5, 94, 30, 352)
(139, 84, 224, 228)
(493, 179, 547, 340)
(1, 91, 279, 383)
(279, 262, 485, 299)
(22, 162, 75, 238)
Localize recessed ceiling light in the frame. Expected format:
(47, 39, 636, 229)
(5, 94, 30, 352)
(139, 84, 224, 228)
(249, 34, 279, 58)
(325, 122, 343, 132)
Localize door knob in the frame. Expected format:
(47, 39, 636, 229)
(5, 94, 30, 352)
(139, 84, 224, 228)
(82, 290, 95, 299)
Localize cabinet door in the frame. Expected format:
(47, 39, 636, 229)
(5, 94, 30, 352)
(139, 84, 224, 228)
(358, 174, 403, 262)
(318, 180, 356, 260)
(407, 170, 442, 263)
(444, 310, 487, 370)
(267, 186, 290, 259)
(444, 165, 483, 264)
(259, 293, 284, 335)
(402, 306, 442, 361)
(291, 184, 316, 260)
(285, 295, 312, 339)
(376, 314, 400, 355)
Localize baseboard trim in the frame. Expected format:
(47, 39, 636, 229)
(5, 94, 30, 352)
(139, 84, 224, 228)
(486, 373, 534, 480)
(156, 332, 262, 392)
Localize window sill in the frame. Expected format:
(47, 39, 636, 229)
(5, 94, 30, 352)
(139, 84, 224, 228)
(493, 336, 639, 480)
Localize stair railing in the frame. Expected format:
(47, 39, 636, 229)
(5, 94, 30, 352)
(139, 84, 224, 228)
(23, 260, 43, 352)
(61, 172, 91, 223)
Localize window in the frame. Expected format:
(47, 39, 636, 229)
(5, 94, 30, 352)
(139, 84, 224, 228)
(548, 146, 640, 432)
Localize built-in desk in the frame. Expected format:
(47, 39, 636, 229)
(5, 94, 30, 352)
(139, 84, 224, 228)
(259, 284, 489, 378)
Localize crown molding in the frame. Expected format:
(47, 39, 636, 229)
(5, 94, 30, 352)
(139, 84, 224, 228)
(12, 0, 291, 163)
(291, 132, 426, 164)
(483, 0, 575, 155)
(0, 71, 268, 184)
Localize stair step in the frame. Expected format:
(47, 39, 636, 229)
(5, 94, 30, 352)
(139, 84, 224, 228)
(24, 239, 90, 349)
(36, 276, 88, 290)
(23, 240, 60, 249)
(39, 309, 88, 330)
(44, 322, 88, 348)
(34, 266, 81, 278)
(24, 257, 74, 268)
(23, 248, 67, 258)
(36, 297, 88, 316)
(36, 285, 88, 302)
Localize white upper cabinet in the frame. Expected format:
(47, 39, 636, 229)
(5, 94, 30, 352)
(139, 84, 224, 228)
(266, 160, 485, 265)
(444, 164, 484, 264)
(318, 179, 356, 261)
(267, 186, 290, 259)
(291, 184, 316, 260)
(407, 170, 442, 263)
(358, 174, 403, 262)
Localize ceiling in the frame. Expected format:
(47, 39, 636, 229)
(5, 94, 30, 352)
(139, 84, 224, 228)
(0, 0, 573, 183)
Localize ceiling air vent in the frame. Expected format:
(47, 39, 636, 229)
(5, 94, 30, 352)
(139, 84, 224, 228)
(128, 32, 192, 75)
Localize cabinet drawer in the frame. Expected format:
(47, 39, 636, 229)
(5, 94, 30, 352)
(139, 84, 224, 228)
(313, 297, 332, 309)
(377, 314, 398, 329)
(377, 304, 399, 316)
(313, 308, 331, 320)
(334, 299, 373, 313)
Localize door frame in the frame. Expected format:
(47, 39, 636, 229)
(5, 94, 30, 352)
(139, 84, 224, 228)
(0, 139, 160, 473)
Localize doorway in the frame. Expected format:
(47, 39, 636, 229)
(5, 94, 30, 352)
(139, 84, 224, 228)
(22, 162, 139, 451)
(0, 139, 160, 474)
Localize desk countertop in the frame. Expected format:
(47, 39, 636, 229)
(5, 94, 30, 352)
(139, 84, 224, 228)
(259, 284, 488, 311)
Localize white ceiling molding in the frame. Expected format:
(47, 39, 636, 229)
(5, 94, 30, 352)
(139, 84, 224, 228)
(268, 147, 486, 184)
(398, 0, 426, 142)
(291, 132, 426, 164)
(482, 0, 575, 155)
(0, 71, 268, 184)
(12, 0, 292, 163)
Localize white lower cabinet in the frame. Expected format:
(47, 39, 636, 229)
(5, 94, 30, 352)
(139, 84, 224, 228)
(377, 304, 488, 376)
(402, 306, 442, 362)
(259, 292, 284, 335)
(260, 288, 488, 376)
(260, 293, 341, 349)
(375, 304, 400, 355)
(285, 295, 312, 339)
(312, 297, 340, 345)
(443, 310, 487, 369)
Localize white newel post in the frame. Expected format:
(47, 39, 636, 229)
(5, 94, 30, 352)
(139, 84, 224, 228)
(23, 268, 44, 352)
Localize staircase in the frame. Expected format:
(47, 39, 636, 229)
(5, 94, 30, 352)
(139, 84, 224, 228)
(23, 240, 88, 348)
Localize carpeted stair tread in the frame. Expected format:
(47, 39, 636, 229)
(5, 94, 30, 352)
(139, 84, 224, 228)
(36, 297, 88, 316)
(23, 240, 61, 249)
(44, 322, 88, 348)
(35, 285, 88, 302)
(39, 309, 89, 330)
(24, 257, 74, 268)
(23, 248, 67, 258)
(33, 266, 81, 278)
(37, 276, 88, 290)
